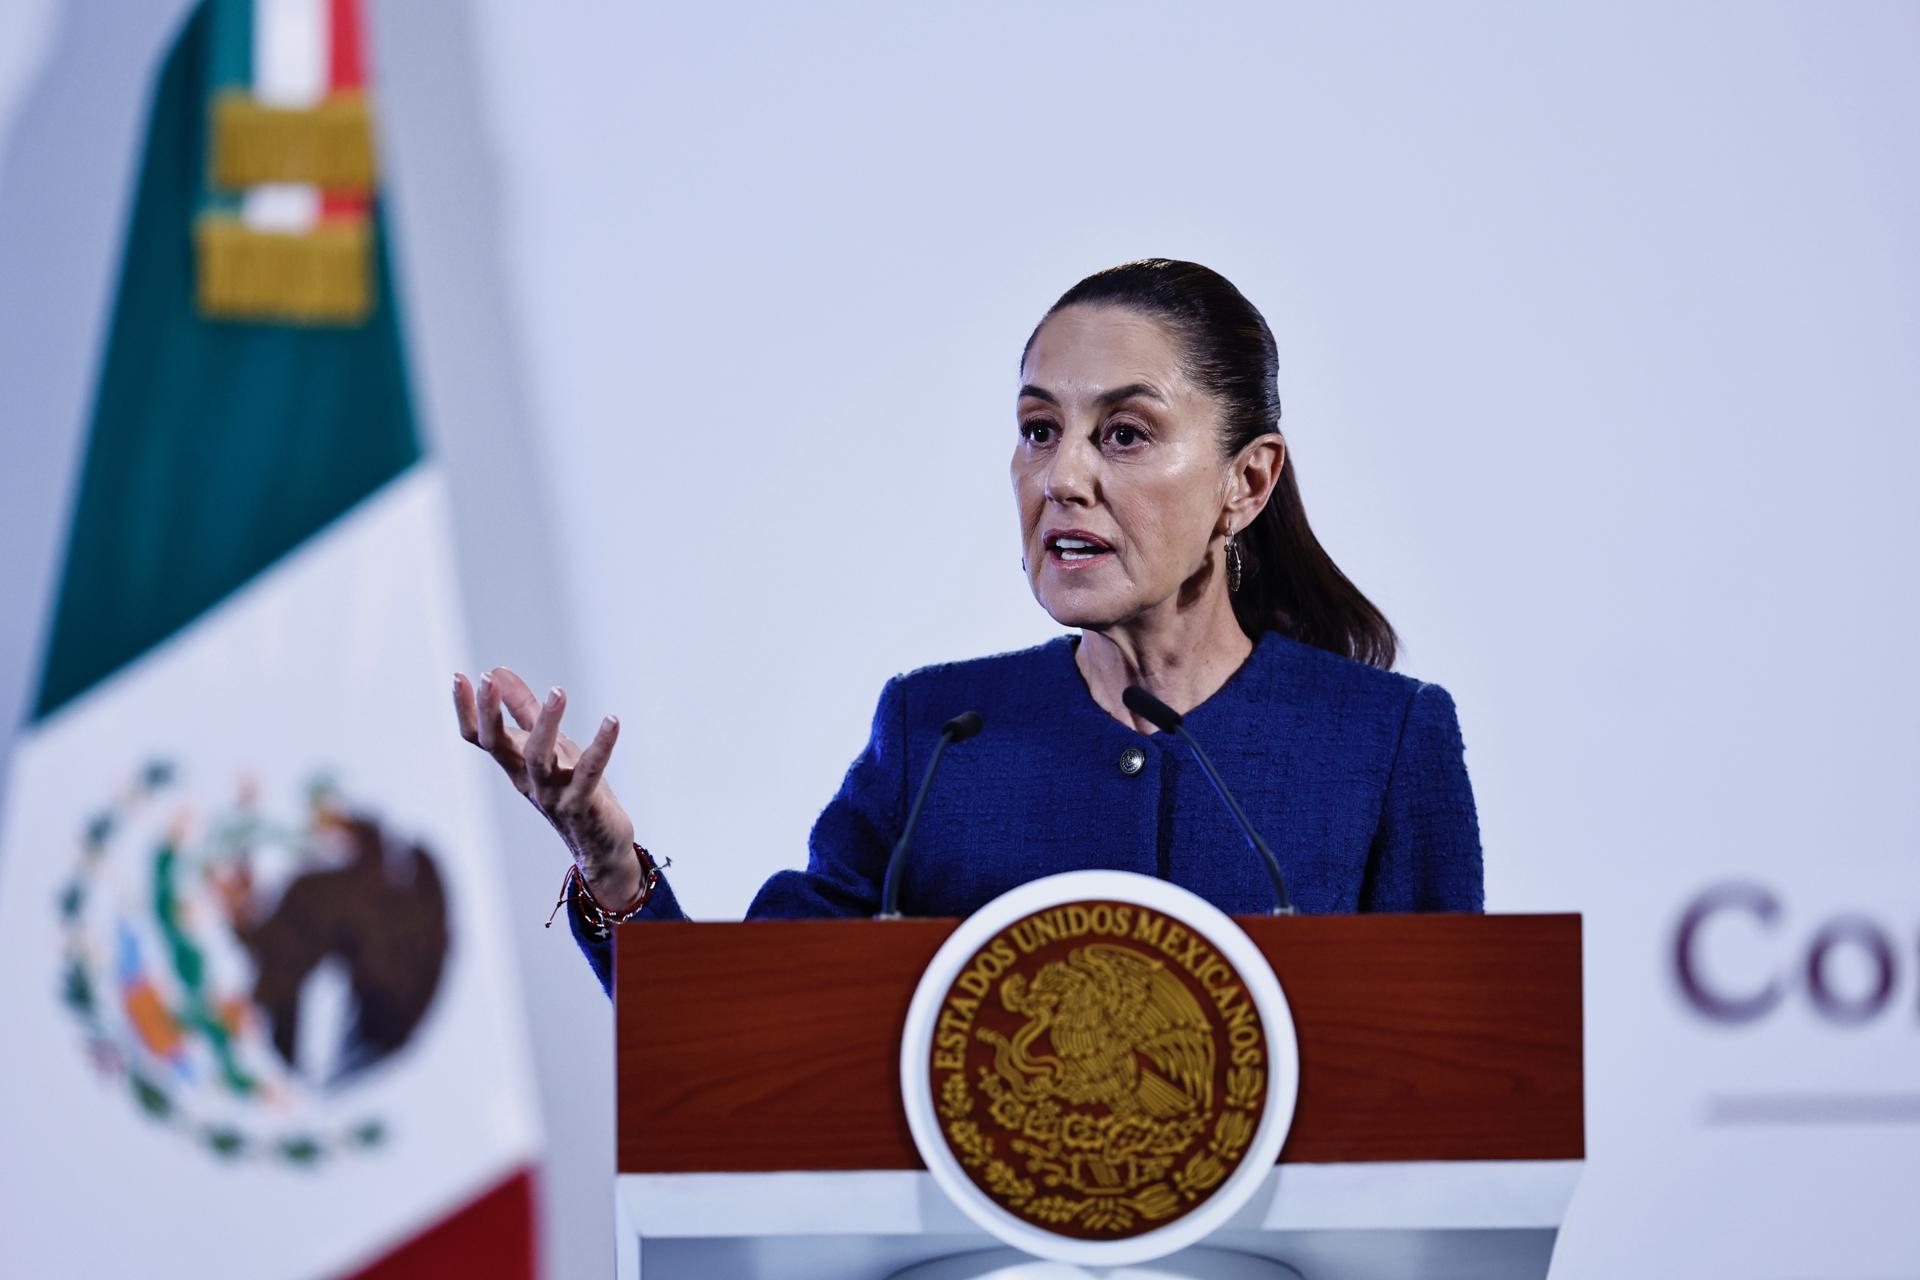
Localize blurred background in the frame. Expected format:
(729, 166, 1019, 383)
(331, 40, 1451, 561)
(0, 1, 1916, 1276)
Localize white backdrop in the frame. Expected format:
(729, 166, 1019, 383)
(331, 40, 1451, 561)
(2, 2, 1916, 1276)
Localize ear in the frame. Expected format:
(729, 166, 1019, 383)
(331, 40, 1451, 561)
(1226, 434, 1285, 531)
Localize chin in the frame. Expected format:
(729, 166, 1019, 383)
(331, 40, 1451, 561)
(1033, 585, 1131, 632)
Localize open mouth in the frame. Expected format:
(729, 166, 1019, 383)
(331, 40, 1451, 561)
(1044, 529, 1115, 566)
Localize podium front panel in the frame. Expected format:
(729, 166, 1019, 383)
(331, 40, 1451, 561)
(615, 913, 1582, 1175)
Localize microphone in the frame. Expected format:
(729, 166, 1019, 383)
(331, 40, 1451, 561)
(878, 711, 984, 917)
(1121, 685, 1296, 915)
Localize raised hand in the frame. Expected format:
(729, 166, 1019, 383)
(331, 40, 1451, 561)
(452, 666, 642, 905)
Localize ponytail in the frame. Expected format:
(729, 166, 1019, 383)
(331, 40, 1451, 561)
(1231, 456, 1397, 668)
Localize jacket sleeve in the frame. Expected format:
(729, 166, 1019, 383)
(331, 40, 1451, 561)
(1359, 680, 1486, 912)
(742, 674, 909, 919)
(572, 675, 909, 998)
(567, 855, 690, 999)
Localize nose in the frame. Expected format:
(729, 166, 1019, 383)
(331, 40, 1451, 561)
(1043, 435, 1096, 507)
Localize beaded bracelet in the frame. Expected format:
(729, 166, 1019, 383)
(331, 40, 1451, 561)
(545, 842, 665, 936)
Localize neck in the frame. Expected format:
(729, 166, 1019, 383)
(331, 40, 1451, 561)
(1074, 588, 1255, 733)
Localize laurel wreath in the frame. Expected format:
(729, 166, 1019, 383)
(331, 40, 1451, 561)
(55, 759, 388, 1165)
(938, 1060, 1267, 1234)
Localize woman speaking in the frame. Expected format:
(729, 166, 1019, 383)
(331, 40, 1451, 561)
(453, 259, 1484, 995)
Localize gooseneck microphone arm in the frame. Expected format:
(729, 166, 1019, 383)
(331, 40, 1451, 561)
(878, 711, 984, 918)
(1121, 686, 1296, 916)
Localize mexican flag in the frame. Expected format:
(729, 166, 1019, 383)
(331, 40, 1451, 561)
(0, 1, 544, 1276)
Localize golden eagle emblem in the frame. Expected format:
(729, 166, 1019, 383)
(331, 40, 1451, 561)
(989, 943, 1214, 1121)
(928, 901, 1270, 1240)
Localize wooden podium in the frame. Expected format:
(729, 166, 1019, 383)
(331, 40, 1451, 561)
(612, 914, 1582, 1280)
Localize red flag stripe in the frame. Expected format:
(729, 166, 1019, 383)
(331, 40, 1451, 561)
(322, 0, 369, 222)
(328, 0, 364, 89)
(341, 1165, 541, 1280)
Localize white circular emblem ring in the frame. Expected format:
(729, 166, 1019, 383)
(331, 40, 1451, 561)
(900, 870, 1300, 1266)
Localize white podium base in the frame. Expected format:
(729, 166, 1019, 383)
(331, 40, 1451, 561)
(890, 1246, 1303, 1279)
(617, 1159, 1580, 1280)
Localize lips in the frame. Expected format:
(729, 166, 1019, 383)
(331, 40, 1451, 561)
(1043, 528, 1115, 566)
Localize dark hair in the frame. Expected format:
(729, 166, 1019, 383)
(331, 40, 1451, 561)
(1020, 258, 1399, 670)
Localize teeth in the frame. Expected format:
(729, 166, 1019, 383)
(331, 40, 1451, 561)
(1047, 535, 1109, 562)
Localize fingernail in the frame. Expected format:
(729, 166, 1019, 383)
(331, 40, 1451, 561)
(602, 715, 617, 731)
(548, 686, 563, 703)
(478, 672, 492, 692)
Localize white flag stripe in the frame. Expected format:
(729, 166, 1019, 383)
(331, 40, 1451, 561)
(253, 0, 327, 106)
(242, 185, 322, 233)
(243, 0, 327, 234)
(0, 464, 542, 1280)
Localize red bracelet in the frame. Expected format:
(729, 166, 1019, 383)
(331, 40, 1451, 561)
(545, 842, 664, 932)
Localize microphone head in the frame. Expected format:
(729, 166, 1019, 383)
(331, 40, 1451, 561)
(1121, 685, 1182, 732)
(942, 711, 985, 742)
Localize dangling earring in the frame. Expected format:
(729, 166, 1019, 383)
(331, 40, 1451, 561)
(1225, 522, 1244, 594)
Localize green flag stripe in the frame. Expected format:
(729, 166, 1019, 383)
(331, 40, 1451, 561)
(206, 0, 250, 94)
(30, 0, 421, 724)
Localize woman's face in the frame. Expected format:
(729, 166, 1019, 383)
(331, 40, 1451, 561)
(1012, 304, 1234, 631)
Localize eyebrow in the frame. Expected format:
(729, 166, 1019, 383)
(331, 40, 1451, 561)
(1018, 382, 1167, 409)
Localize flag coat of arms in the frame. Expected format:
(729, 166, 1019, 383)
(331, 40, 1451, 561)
(0, 1, 545, 1275)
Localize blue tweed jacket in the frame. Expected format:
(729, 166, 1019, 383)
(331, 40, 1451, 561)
(569, 630, 1483, 995)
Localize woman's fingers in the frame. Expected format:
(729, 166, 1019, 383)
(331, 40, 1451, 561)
(562, 713, 620, 810)
(452, 672, 480, 744)
(474, 672, 505, 749)
(525, 685, 568, 807)
(474, 672, 532, 791)
(495, 665, 583, 765)
(457, 666, 597, 815)
(490, 666, 544, 732)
